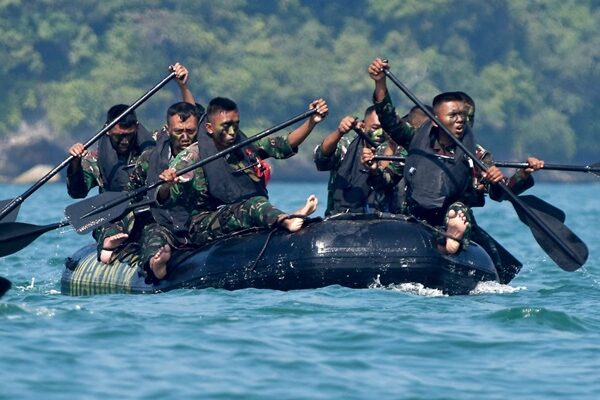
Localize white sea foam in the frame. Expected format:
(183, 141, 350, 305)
(469, 280, 526, 295)
(369, 275, 446, 297)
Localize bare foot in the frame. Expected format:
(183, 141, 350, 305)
(279, 194, 318, 233)
(149, 245, 171, 280)
(100, 233, 129, 264)
(442, 209, 468, 254)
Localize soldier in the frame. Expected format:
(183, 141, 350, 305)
(361, 105, 431, 214)
(82, 63, 198, 262)
(98, 101, 202, 264)
(143, 96, 329, 280)
(314, 106, 392, 216)
(367, 58, 506, 254)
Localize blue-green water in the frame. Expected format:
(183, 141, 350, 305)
(1, 181, 599, 399)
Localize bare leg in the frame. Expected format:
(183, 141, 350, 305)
(439, 209, 469, 254)
(100, 233, 129, 264)
(149, 244, 171, 280)
(279, 194, 318, 233)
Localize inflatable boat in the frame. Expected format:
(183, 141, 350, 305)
(61, 213, 501, 296)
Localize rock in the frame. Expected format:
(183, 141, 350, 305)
(13, 165, 61, 184)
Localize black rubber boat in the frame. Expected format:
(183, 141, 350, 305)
(61, 213, 500, 296)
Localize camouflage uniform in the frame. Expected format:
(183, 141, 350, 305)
(66, 145, 147, 255)
(314, 134, 392, 215)
(165, 135, 295, 247)
(93, 129, 167, 262)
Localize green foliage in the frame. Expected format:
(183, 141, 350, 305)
(0, 0, 597, 164)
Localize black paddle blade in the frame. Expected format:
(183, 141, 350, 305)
(0, 276, 10, 298)
(471, 225, 522, 285)
(0, 221, 66, 257)
(0, 199, 21, 223)
(518, 195, 566, 223)
(509, 199, 588, 271)
(65, 191, 130, 234)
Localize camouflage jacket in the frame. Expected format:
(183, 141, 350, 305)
(165, 135, 295, 216)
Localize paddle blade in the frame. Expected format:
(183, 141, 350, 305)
(0, 276, 10, 298)
(0, 199, 21, 223)
(0, 221, 66, 257)
(471, 225, 522, 284)
(510, 199, 588, 271)
(65, 191, 130, 234)
(518, 195, 566, 223)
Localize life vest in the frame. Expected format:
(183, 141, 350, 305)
(404, 122, 475, 211)
(97, 124, 154, 192)
(197, 127, 268, 206)
(145, 131, 192, 235)
(328, 136, 373, 215)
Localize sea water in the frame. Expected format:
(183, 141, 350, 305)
(1, 181, 599, 400)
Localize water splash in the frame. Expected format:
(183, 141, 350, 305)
(470, 280, 527, 295)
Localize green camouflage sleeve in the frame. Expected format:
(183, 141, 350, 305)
(166, 145, 212, 216)
(313, 136, 349, 171)
(127, 148, 152, 191)
(373, 90, 416, 148)
(254, 135, 295, 160)
(66, 154, 101, 198)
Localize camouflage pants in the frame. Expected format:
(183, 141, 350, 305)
(94, 211, 136, 261)
(189, 196, 285, 246)
(139, 222, 177, 269)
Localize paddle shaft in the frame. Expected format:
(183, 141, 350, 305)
(375, 156, 599, 175)
(81, 108, 319, 219)
(494, 161, 600, 174)
(383, 68, 585, 269)
(0, 72, 176, 222)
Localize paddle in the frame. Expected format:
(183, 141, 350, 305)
(0, 72, 177, 224)
(376, 155, 600, 178)
(494, 161, 600, 177)
(0, 276, 10, 298)
(65, 107, 320, 234)
(0, 221, 70, 258)
(382, 66, 588, 271)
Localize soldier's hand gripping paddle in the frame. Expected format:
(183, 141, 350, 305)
(0, 72, 176, 224)
(382, 65, 588, 271)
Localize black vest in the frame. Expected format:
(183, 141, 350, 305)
(197, 127, 268, 206)
(328, 136, 374, 215)
(146, 133, 191, 235)
(404, 122, 475, 211)
(97, 124, 154, 192)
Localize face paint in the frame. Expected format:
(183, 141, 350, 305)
(368, 128, 384, 145)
